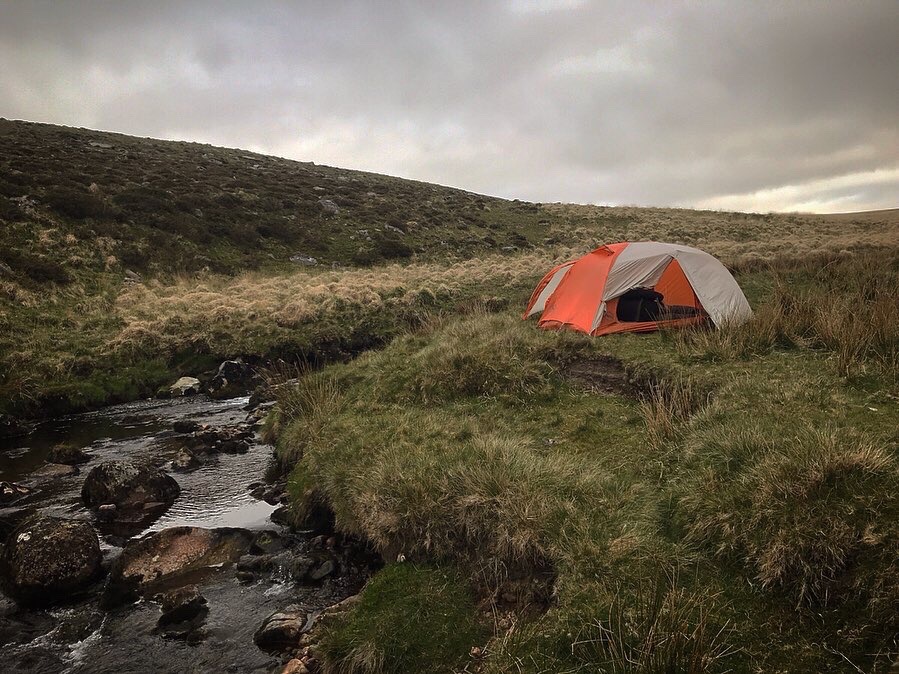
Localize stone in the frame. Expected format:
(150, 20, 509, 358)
(250, 530, 286, 555)
(318, 198, 339, 215)
(169, 377, 201, 396)
(156, 585, 207, 626)
(0, 481, 31, 506)
(47, 444, 90, 465)
(207, 359, 257, 399)
(171, 448, 200, 472)
(81, 460, 180, 513)
(254, 607, 314, 652)
(0, 516, 102, 606)
(173, 419, 202, 434)
(123, 269, 142, 283)
(103, 526, 253, 606)
(281, 659, 309, 674)
(31, 463, 79, 481)
(289, 254, 318, 266)
(307, 558, 335, 582)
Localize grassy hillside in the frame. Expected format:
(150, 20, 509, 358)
(271, 250, 898, 673)
(1, 119, 897, 419)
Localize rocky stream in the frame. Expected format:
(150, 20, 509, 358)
(0, 386, 375, 673)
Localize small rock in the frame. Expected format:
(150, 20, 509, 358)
(250, 530, 285, 555)
(281, 659, 309, 674)
(307, 559, 335, 582)
(156, 585, 207, 626)
(169, 377, 201, 396)
(254, 607, 314, 652)
(123, 269, 142, 284)
(173, 419, 201, 434)
(0, 481, 31, 505)
(0, 516, 102, 606)
(47, 444, 90, 465)
(31, 463, 79, 481)
(289, 254, 318, 266)
(318, 199, 339, 215)
(236, 570, 256, 584)
(171, 448, 200, 472)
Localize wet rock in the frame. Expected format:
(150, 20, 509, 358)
(287, 555, 315, 582)
(0, 414, 33, 439)
(47, 443, 90, 465)
(0, 516, 102, 606)
(173, 419, 202, 434)
(156, 585, 207, 626)
(170, 376, 201, 396)
(254, 606, 314, 652)
(207, 359, 257, 399)
(187, 425, 253, 455)
(81, 460, 180, 513)
(0, 481, 31, 506)
(171, 447, 201, 472)
(237, 554, 277, 573)
(250, 530, 286, 555)
(270, 505, 293, 527)
(281, 659, 310, 674)
(31, 462, 79, 481)
(307, 558, 335, 582)
(0, 506, 31, 540)
(236, 570, 256, 584)
(103, 526, 253, 606)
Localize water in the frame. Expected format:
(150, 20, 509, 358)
(0, 395, 362, 673)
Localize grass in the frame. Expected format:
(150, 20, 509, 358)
(316, 563, 486, 674)
(2, 120, 897, 417)
(270, 250, 899, 673)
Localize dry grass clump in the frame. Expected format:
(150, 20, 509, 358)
(569, 572, 734, 674)
(267, 370, 343, 465)
(680, 426, 898, 608)
(639, 376, 710, 451)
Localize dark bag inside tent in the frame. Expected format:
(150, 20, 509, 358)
(616, 287, 665, 322)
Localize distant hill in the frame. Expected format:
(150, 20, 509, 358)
(0, 119, 547, 282)
(2, 119, 896, 291)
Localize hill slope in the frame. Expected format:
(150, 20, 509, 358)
(0, 119, 897, 419)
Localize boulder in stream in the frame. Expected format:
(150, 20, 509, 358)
(0, 516, 102, 606)
(47, 443, 90, 465)
(254, 606, 314, 652)
(81, 460, 180, 512)
(171, 447, 201, 472)
(103, 526, 253, 607)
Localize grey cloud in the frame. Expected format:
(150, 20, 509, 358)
(0, 0, 896, 212)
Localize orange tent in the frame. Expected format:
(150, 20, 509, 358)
(524, 241, 751, 336)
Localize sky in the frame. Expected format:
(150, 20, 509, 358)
(1, 0, 897, 213)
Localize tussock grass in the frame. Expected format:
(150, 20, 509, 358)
(680, 426, 898, 608)
(639, 376, 710, 451)
(569, 571, 734, 674)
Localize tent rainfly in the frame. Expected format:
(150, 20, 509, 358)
(524, 241, 752, 336)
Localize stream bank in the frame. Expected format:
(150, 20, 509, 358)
(0, 392, 375, 673)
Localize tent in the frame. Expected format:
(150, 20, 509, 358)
(523, 241, 752, 336)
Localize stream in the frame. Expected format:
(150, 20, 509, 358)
(0, 394, 367, 673)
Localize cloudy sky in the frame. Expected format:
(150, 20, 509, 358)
(1, 1, 897, 213)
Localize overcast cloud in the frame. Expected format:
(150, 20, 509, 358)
(1, 0, 897, 213)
